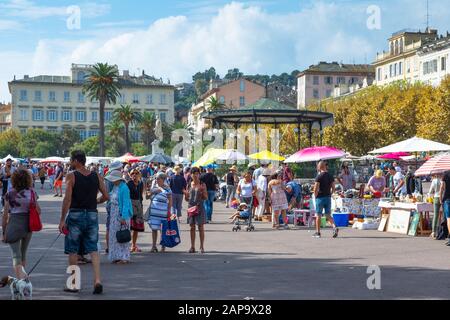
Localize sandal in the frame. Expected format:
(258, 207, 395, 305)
(150, 247, 158, 253)
(200, 248, 205, 254)
(188, 248, 196, 253)
(161, 247, 166, 253)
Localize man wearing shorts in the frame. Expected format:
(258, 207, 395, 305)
(54, 162, 64, 197)
(313, 161, 338, 238)
(440, 171, 450, 246)
(59, 150, 109, 294)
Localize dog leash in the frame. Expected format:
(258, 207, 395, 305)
(28, 233, 62, 276)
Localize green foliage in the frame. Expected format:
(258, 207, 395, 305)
(82, 62, 122, 156)
(0, 129, 21, 157)
(313, 77, 450, 156)
(71, 136, 100, 156)
(18, 129, 58, 158)
(131, 143, 148, 156)
(194, 79, 208, 97)
(58, 128, 81, 157)
(113, 104, 143, 152)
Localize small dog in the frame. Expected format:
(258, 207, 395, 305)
(0, 276, 33, 300)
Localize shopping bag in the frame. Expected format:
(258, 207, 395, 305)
(29, 190, 42, 232)
(160, 219, 181, 248)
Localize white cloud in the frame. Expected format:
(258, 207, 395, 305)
(1, 0, 449, 103)
(0, 20, 22, 31)
(0, 0, 110, 19)
(94, 20, 146, 28)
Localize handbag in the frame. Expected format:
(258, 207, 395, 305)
(116, 223, 131, 244)
(160, 219, 181, 248)
(187, 188, 200, 217)
(29, 190, 42, 232)
(187, 205, 199, 217)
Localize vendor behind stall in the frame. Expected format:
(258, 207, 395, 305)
(390, 166, 407, 198)
(367, 170, 386, 195)
(338, 163, 356, 191)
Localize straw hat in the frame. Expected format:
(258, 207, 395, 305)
(105, 170, 124, 183)
(230, 165, 237, 172)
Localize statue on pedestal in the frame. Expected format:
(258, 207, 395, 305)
(151, 115, 164, 155)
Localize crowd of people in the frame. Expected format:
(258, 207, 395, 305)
(1, 150, 450, 296)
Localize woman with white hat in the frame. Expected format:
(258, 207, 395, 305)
(104, 170, 133, 264)
(104, 162, 123, 255)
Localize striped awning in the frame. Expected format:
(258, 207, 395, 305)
(415, 155, 450, 177)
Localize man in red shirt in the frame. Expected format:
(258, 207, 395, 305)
(47, 165, 55, 190)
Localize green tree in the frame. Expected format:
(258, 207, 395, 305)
(0, 129, 21, 157)
(18, 129, 58, 158)
(71, 136, 100, 156)
(59, 128, 81, 157)
(195, 79, 208, 97)
(106, 117, 124, 154)
(34, 142, 56, 158)
(138, 111, 156, 152)
(113, 104, 142, 153)
(83, 63, 121, 157)
(131, 142, 147, 156)
(207, 96, 226, 111)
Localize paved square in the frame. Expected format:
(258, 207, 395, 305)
(1, 187, 450, 300)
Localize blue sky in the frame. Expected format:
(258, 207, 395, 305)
(0, 0, 449, 102)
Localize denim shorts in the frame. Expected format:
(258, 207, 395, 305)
(444, 200, 450, 220)
(315, 197, 332, 216)
(64, 210, 99, 255)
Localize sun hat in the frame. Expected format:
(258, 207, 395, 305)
(174, 165, 181, 173)
(230, 165, 237, 171)
(105, 170, 124, 183)
(239, 202, 248, 208)
(109, 161, 123, 171)
(375, 170, 383, 178)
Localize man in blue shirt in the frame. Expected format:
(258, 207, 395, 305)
(285, 181, 302, 210)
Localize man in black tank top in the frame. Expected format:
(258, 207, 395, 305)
(59, 150, 109, 295)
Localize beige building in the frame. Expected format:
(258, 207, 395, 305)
(374, 28, 438, 85)
(8, 64, 175, 140)
(188, 78, 266, 132)
(297, 62, 375, 109)
(417, 33, 450, 86)
(0, 103, 12, 133)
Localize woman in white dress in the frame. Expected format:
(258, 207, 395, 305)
(105, 170, 133, 264)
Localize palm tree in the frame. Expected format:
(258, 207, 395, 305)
(138, 111, 156, 153)
(106, 118, 124, 155)
(83, 63, 121, 156)
(207, 96, 226, 111)
(113, 104, 143, 152)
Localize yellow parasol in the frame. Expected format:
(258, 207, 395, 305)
(249, 150, 285, 161)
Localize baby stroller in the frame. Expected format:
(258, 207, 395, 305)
(232, 199, 255, 232)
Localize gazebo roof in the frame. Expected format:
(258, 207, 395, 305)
(201, 98, 334, 126)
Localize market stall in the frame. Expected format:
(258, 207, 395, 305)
(377, 200, 433, 236)
(335, 197, 382, 218)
